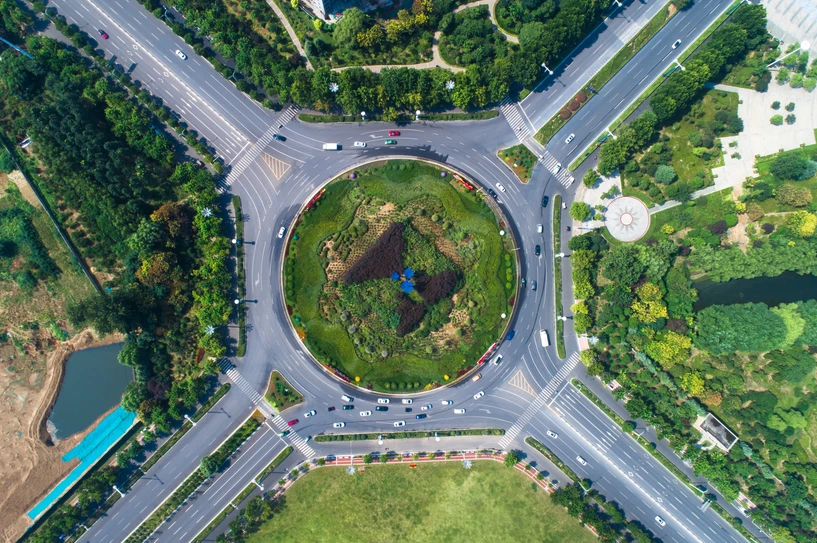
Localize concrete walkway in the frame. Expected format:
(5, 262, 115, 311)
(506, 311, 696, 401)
(266, 0, 313, 70)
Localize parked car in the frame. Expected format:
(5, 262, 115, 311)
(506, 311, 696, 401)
(342, 405, 354, 410)
(473, 391, 485, 400)
(377, 398, 390, 404)
(506, 329, 516, 340)
(333, 422, 345, 428)
(547, 430, 558, 439)
(401, 399, 413, 404)
(277, 226, 286, 238)
(98, 29, 109, 39)
(394, 420, 406, 427)
(576, 456, 587, 466)
(655, 516, 666, 527)
(360, 410, 372, 417)
(565, 133, 575, 144)
(175, 49, 187, 60)
(287, 419, 299, 426)
(454, 408, 466, 414)
(304, 410, 316, 418)
(272, 133, 286, 141)
(353, 141, 367, 147)
(535, 245, 541, 256)
(388, 130, 400, 136)
(415, 413, 427, 419)
(375, 406, 388, 412)
(385, 139, 397, 145)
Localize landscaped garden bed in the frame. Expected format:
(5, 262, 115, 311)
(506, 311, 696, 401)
(264, 371, 304, 412)
(284, 160, 515, 391)
(498, 144, 537, 183)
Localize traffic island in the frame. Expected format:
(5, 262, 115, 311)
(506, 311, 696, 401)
(498, 144, 537, 183)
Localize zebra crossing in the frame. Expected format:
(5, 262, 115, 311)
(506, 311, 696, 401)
(269, 416, 316, 458)
(217, 105, 299, 192)
(538, 148, 575, 187)
(218, 358, 263, 404)
(497, 352, 581, 449)
(499, 98, 532, 141)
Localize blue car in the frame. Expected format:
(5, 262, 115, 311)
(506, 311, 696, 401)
(506, 329, 516, 340)
(415, 413, 427, 419)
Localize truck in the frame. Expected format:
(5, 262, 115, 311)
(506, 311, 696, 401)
(322, 143, 340, 150)
(539, 330, 550, 348)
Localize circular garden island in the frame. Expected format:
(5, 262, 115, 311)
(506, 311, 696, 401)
(284, 160, 517, 392)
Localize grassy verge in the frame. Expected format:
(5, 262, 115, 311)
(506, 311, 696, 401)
(257, 446, 294, 483)
(232, 196, 246, 357)
(552, 195, 566, 359)
(264, 371, 304, 412)
(569, 0, 742, 171)
(244, 462, 596, 542)
(534, 90, 591, 145)
(314, 428, 504, 442)
(497, 144, 537, 183)
(536, 5, 676, 146)
(126, 414, 262, 543)
(298, 111, 498, 123)
(525, 437, 580, 483)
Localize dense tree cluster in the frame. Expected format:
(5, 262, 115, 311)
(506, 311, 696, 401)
(415, 268, 459, 305)
(342, 222, 405, 285)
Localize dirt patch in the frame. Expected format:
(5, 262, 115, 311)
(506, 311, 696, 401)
(6, 169, 40, 208)
(0, 330, 124, 543)
(726, 213, 751, 250)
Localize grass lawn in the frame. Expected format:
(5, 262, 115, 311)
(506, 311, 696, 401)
(752, 141, 817, 213)
(247, 462, 596, 543)
(264, 371, 304, 412)
(498, 144, 537, 183)
(641, 188, 735, 243)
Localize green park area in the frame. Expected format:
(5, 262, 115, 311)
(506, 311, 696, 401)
(285, 160, 514, 391)
(247, 462, 596, 543)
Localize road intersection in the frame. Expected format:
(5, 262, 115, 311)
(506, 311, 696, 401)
(49, 0, 765, 541)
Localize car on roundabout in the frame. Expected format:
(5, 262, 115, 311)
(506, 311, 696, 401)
(287, 419, 299, 426)
(375, 406, 388, 412)
(421, 404, 432, 411)
(327, 406, 335, 411)
(333, 422, 345, 428)
(454, 408, 466, 414)
(353, 141, 367, 147)
(377, 398, 390, 404)
(388, 130, 400, 136)
(273, 134, 286, 141)
(473, 391, 485, 400)
(385, 139, 397, 145)
(496, 183, 506, 193)
(279, 430, 290, 437)
(441, 400, 453, 405)
(360, 410, 372, 417)
(535, 245, 541, 256)
(342, 404, 354, 410)
(415, 413, 427, 419)
(401, 399, 413, 404)
(277, 226, 286, 238)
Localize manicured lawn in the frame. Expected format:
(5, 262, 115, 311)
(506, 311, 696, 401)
(641, 188, 735, 243)
(247, 462, 596, 543)
(498, 144, 537, 183)
(752, 142, 817, 213)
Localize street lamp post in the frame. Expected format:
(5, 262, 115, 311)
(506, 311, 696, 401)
(415, 109, 421, 121)
(540, 63, 553, 76)
(360, 111, 366, 121)
(768, 41, 810, 68)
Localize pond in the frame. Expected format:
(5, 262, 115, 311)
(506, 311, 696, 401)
(694, 272, 817, 311)
(48, 343, 133, 440)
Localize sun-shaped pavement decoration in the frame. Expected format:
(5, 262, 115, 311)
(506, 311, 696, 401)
(605, 196, 650, 242)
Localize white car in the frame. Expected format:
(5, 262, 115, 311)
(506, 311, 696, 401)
(360, 410, 372, 417)
(576, 455, 587, 466)
(565, 133, 575, 144)
(341, 395, 353, 402)
(421, 404, 432, 411)
(546, 430, 558, 439)
(304, 410, 316, 418)
(277, 226, 286, 238)
(655, 516, 666, 527)
(672, 39, 681, 49)
(394, 420, 406, 427)
(473, 391, 485, 400)
(333, 422, 345, 428)
(401, 399, 413, 404)
(353, 141, 367, 147)
(496, 182, 506, 193)
(441, 400, 453, 406)
(377, 398, 390, 404)
(175, 49, 187, 60)
(552, 163, 562, 175)
(537, 223, 543, 233)
(493, 355, 503, 366)
(454, 408, 466, 414)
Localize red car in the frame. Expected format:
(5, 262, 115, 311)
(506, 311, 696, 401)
(388, 130, 400, 136)
(287, 419, 299, 426)
(98, 29, 109, 39)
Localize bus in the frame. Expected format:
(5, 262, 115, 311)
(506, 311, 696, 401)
(539, 330, 550, 348)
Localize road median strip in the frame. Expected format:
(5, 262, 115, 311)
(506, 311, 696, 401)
(314, 428, 504, 442)
(552, 195, 566, 359)
(297, 111, 498, 123)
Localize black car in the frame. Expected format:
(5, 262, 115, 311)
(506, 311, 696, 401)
(535, 245, 541, 256)
(375, 406, 388, 412)
(342, 404, 354, 410)
(506, 329, 515, 340)
(487, 188, 498, 199)
(541, 195, 549, 207)
(521, 278, 526, 288)
(415, 413, 427, 419)
(273, 133, 286, 141)
(327, 406, 335, 412)
(405, 407, 413, 413)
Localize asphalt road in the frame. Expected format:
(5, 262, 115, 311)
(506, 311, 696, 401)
(48, 0, 765, 541)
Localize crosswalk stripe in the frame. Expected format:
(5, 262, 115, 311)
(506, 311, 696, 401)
(498, 352, 580, 449)
(499, 98, 531, 143)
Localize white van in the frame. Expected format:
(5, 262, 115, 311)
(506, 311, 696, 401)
(341, 394, 353, 402)
(540, 330, 550, 348)
(322, 143, 340, 150)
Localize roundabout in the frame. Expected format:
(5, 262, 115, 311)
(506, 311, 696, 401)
(283, 159, 518, 392)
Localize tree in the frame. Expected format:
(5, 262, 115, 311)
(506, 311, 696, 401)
(0, 151, 13, 174)
(771, 101, 781, 110)
(199, 455, 220, 478)
(695, 303, 787, 353)
(334, 8, 368, 46)
(770, 114, 784, 125)
(569, 201, 592, 222)
(785, 102, 795, 112)
(654, 165, 677, 185)
(680, 371, 705, 396)
(363, 453, 373, 464)
(601, 245, 644, 286)
(770, 154, 816, 180)
(776, 67, 790, 84)
(787, 211, 817, 237)
(775, 183, 813, 207)
(504, 450, 519, 467)
(785, 113, 796, 124)
(631, 282, 668, 323)
(582, 169, 599, 188)
(597, 139, 628, 175)
(621, 421, 636, 433)
(645, 330, 692, 369)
